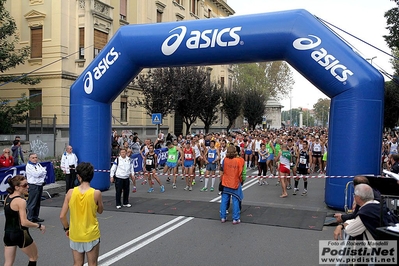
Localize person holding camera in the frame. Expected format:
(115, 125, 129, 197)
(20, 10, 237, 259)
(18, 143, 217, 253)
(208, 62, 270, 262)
(61, 145, 79, 193)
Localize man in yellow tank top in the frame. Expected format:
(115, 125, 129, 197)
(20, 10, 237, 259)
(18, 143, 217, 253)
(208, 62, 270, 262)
(60, 162, 104, 266)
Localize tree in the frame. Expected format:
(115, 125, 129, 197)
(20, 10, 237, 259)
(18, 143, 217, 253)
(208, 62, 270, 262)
(198, 82, 222, 133)
(0, 93, 41, 134)
(0, 0, 40, 85)
(384, 80, 399, 128)
(281, 108, 301, 126)
(234, 62, 294, 99)
(131, 68, 180, 117)
(242, 90, 267, 130)
(175, 67, 209, 135)
(221, 88, 243, 132)
(313, 98, 331, 127)
(384, 0, 399, 50)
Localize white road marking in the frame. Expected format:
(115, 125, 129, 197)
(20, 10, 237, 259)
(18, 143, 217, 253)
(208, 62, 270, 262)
(85, 216, 186, 266)
(98, 216, 194, 266)
(209, 177, 258, 203)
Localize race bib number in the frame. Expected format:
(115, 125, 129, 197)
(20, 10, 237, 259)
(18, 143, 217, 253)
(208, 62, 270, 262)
(314, 146, 321, 152)
(168, 154, 176, 160)
(146, 159, 152, 165)
(221, 154, 226, 160)
(261, 155, 266, 160)
(185, 153, 192, 159)
(300, 158, 307, 164)
(208, 153, 215, 159)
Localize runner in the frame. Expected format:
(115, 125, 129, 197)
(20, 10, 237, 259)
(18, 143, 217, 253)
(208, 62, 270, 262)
(295, 140, 310, 196)
(276, 144, 291, 198)
(244, 137, 254, 169)
(183, 141, 195, 191)
(163, 141, 183, 189)
(144, 144, 165, 193)
(257, 143, 269, 185)
(265, 137, 275, 178)
(287, 138, 297, 190)
(310, 135, 323, 173)
(201, 140, 219, 192)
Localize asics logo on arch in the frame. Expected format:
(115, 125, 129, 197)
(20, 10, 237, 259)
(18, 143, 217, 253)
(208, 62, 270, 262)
(83, 47, 119, 94)
(161, 26, 242, 56)
(293, 35, 354, 83)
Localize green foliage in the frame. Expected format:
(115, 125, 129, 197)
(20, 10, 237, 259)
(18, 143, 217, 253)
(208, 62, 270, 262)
(0, 93, 42, 134)
(242, 89, 266, 130)
(312, 98, 331, 127)
(281, 108, 301, 126)
(0, 0, 40, 85)
(175, 67, 209, 135)
(132, 68, 181, 117)
(198, 82, 222, 133)
(384, 80, 399, 128)
(384, 0, 399, 50)
(221, 88, 243, 132)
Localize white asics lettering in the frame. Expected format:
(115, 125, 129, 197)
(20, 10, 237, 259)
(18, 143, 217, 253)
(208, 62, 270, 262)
(161, 26, 242, 56)
(293, 35, 354, 83)
(83, 47, 120, 94)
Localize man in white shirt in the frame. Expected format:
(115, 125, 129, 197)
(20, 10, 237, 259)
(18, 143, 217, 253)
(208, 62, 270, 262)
(61, 145, 78, 193)
(110, 148, 135, 209)
(26, 153, 47, 222)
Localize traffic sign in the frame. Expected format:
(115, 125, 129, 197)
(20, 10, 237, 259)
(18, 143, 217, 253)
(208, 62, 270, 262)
(152, 113, 162, 124)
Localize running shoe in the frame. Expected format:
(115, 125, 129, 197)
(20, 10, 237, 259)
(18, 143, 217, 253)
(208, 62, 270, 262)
(147, 188, 154, 193)
(166, 178, 171, 183)
(287, 185, 292, 190)
(258, 181, 262, 186)
(293, 188, 299, 195)
(184, 185, 189, 191)
(116, 205, 121, 209)
(221, 218, 226, 223)
(172, 183, 177, 189)
(210, 187, 214, 192)
(199, 176, 203, 182)
(132, 186, 137, 193)
(141, 180, 147, 185)
(262, 180, 269, 185)
(192, 180, 196, 185)
(189, 186, 192, 191)
(232, 219, 241, 225)
(123, 204, 132, 208)
(301, 189, 308, 196)
(200, 169, 205, 175)
(200, 187, 208, 192)
(275, 180, 280, 186)
(160, 185, 165, 193)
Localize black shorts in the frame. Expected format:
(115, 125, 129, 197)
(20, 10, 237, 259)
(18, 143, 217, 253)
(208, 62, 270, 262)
(4, 229, 34, 248)
(145, 166, 155, 172)
(297, 167, 309, 175)
(312, 151, 322, 158)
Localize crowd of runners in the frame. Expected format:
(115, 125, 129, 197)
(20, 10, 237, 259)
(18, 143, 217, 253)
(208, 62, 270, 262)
(112, 127, 330, 198)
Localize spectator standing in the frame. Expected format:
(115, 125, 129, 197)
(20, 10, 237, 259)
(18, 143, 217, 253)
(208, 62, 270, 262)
(61, 145, 79, 193)
(110, 148, 135, 209)
(26, 153, 47, 222)
(0, 148, 14, 168)
(60, 162, 104, 266)
(11, 140, 24, 166)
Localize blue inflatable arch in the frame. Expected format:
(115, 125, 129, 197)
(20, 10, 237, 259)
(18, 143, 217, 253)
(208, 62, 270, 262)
(70, 9, 384, 210)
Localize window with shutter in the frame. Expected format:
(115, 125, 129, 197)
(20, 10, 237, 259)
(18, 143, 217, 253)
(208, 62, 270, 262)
(79, 28, 85, 59)
(94, 29, 108, 57)
(31, 27, 43, 58)
(120, 0, 127, 20)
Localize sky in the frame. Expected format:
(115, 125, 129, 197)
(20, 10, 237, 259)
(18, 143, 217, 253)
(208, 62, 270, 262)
(226, 0, 397, 110)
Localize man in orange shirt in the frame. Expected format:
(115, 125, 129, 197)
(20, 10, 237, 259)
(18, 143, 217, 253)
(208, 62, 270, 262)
(219, 145, 244, 224)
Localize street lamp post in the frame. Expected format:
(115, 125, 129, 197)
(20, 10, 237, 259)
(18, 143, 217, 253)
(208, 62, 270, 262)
(366, 56, 377, 65)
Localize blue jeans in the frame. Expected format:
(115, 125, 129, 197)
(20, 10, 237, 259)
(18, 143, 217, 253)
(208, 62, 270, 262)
(220, 193, 240, 221)
(27, 184, 43, 221)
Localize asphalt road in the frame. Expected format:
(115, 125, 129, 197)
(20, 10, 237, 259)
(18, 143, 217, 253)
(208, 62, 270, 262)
(1, 168, 338, 266)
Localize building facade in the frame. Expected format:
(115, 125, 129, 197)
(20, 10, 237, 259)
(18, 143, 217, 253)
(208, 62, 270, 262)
(264, 99, 283, 129)
(1, 0, 235, 155)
